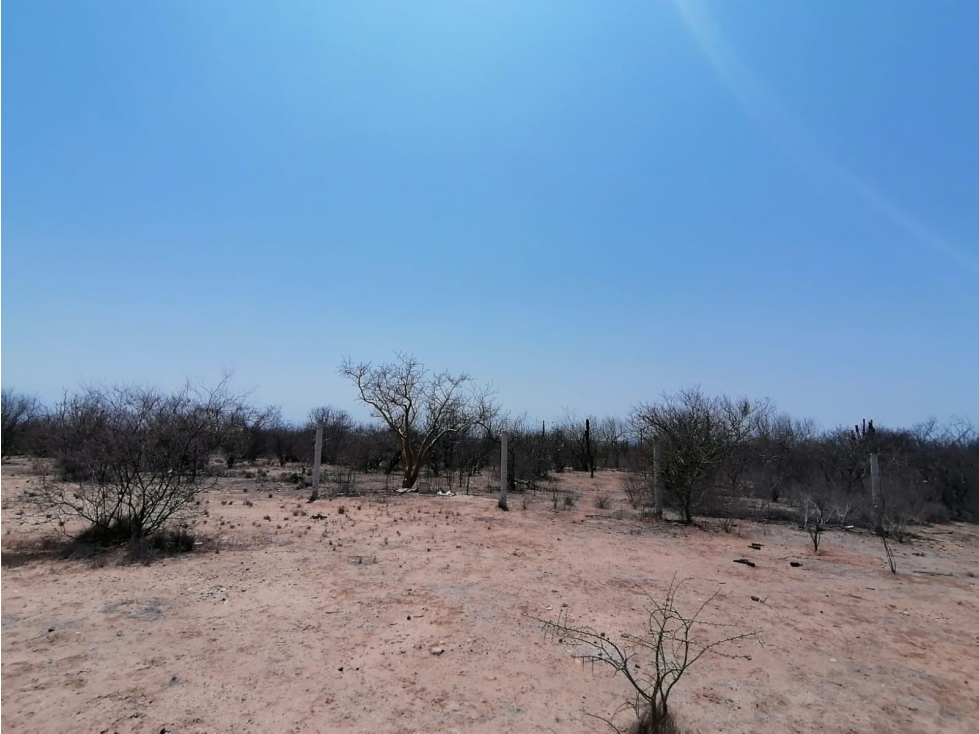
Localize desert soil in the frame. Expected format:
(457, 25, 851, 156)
(2, 460, 978, 733)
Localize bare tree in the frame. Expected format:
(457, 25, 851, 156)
(908, 418, 978, 520)
(633, 389, 735, 524)
(718, 397, 772, 497)
(339, 354, 496, 489)
(220, 403, 280, 468)
(817, 427, 871, 495)
(1, 389, 44, 458)
(535, 575, 756, 733)
(596, 416, 628, 469)
(753, 412, 814, 503)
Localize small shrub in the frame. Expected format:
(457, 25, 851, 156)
(536, 575, 754, 734)
(920, 502, 950, 524)
(594, 492, 612, 510)
(338, 505, 346, 515)
(804, 498, 827, 553)
(624, 473, 651, 511)
(563, 494, 576, 510)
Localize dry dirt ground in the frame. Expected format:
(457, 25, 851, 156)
(2, 460, 978, 733)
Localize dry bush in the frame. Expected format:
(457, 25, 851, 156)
(330, 466, 357, 497)
(803, 497, 828, 553)
(624, 473, 651, 511)
(594, 492, 613, 510)
(33, 381, 250, 544)
(535, 575, 755, 734)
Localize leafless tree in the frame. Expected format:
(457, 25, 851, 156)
(717, 397, 773, 497)
(908, 418, 978, 520)
(752, 412, 815, 503)
(1, 389, 44, 458)
(817, 427, 871, 495)
(597, 416, 629, 469)
(633, 389, 738, 524)
(220, 403, 280, 468)
(339, 354, 497, 489)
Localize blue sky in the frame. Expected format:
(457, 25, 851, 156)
(3, 0, 977, 429)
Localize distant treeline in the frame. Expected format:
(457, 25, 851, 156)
(3, 385, 977, 527)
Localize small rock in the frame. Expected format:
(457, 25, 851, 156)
(431, 647, 445, 656)
(790, 562, 802, 568)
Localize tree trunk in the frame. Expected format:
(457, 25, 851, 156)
(403, 463, 420, 489)
(401, 439, 418, 487)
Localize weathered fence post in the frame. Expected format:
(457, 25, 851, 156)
(585, 418, 595, 478)
(309, 423, 323, 501)
(499, 431, 509, 511)
(652, 433, 663, 518)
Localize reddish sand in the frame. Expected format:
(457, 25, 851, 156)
(2, 460, 978, 733)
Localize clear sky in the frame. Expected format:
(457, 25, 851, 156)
(3, 0, 977, 429)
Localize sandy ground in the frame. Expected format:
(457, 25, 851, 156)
(2, 460, 978, 733)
